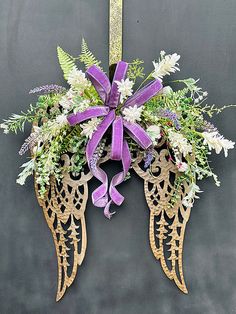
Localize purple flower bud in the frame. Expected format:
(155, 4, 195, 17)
(159, 109, 181, 130)
(89, 141, 106, 171)
(19, 132, 40, 155)
(144, 149, 154, 168)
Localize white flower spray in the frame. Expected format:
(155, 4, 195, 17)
(202, 132, 235, 157)
(168, 131, 192, 157)
(152, 52, 180, 81)
(182, 183, 203, 208)
(146, 125, 162, 145)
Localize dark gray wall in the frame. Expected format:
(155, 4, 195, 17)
(0, 1, 236, 313)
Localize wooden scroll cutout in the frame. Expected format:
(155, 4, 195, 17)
(34, 149, 110, 301)
(34, 154, 92, 301)
(133, 143, 191, 294)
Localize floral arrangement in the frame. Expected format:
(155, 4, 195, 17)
(2, 40, 234, 217)
(1, 39, 235, 299)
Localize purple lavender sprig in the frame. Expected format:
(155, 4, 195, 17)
(19, 131, 40, 155)
(144, 149, 154, 169)
(29, 84, 66, 95)
(89, 141, 106, 171)
(159, 109, 181, 130)
(89, 152, 99, 171)
(201, 120, 218, 133)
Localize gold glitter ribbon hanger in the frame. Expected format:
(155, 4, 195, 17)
(109, 0, 123, 66)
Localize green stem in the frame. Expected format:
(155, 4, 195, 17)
(137, 72, 153, 91)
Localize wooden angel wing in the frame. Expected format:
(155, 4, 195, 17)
(133, 146, 191, 293)
(34, 154, 92, 301)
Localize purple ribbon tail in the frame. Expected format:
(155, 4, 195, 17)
(111, 117, 123, 160)
(104, 139, 131, 219)
(103, 200, 115, 219)
(86, 110, 115, 208)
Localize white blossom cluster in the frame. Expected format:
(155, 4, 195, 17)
(59, 67, 91, 114)
(115, 78, 134, 103)
(168, 131, 192, 157)
(182, 183, 203, 208)
(80, 117, 101, 139)
(67, 66, 91, 92)
(122, 105, 143, 124)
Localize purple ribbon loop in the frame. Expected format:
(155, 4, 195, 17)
(109, 61, 128, 108)
(67, 61, 163, 218)
(67, 106, 109, 126)
(104, 139, 131, 219)
(123, 121, 153, 149)
(109, 139, 131, 205)
(123, 79, 162, 108)
(86, 65, 111, 103)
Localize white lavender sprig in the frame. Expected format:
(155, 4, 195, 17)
(202, 120, 218, 133)
(29, 84, 66, 95)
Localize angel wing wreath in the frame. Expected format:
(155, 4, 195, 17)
(1, 2, 235, 301)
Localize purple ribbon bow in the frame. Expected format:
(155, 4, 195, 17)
(67, 61, 162, 218)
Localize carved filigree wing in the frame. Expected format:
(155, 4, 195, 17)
(133, 147, 191, 293)
(35, 154, 92, 301)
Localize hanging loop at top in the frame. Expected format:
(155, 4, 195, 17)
(109, 0, 123, 66)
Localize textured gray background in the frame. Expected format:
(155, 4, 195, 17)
(0, 0, 236, 313)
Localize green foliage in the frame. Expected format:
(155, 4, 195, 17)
(144, 88, 189, 113)
(16, 159, 35, 185)
(1, 94, 63, 134)
(79, 38, 102, 70)
(168, 175, 187, 209)
(200, 103, 236, 117)
(142, 86, 226, 192)
(1, 104, 42, 134)
(57, 46, 76, 80)
(67, 138, 87, 174)
(176, 78, 200, 94)
(127, 59, 145, 83)
(36, 94, 62, 111)
(1, 42, 235, 207)
(35, 126, 87, 196)
(35, 138, 63, 196)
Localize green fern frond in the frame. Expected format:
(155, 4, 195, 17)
(57, 46, 76, 80)
(79, 38, 102, 69)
